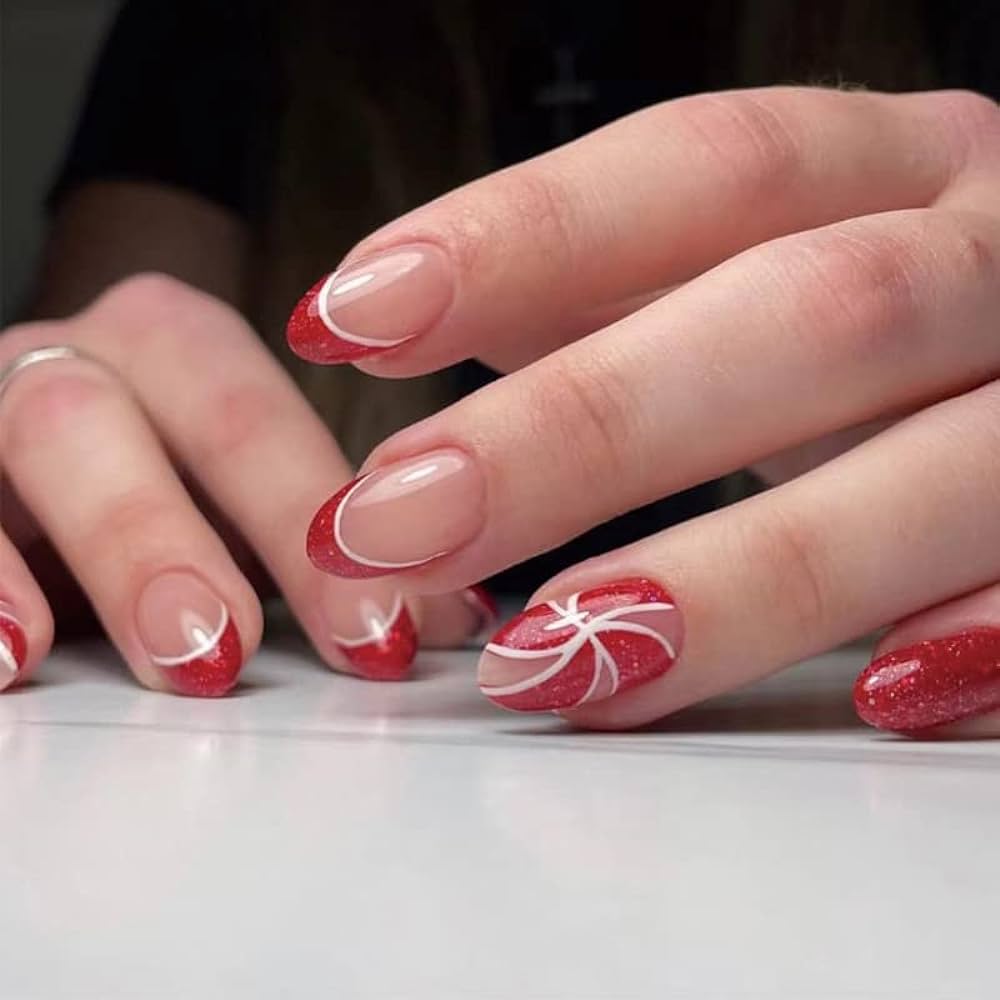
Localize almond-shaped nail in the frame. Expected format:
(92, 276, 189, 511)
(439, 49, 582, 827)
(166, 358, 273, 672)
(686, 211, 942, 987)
(854, 628, 1000, 733)
(286, 243, 453, 364)
(478, 578, 682, 712)
(136, 571, 243, 697)
(307, 448, 485, 579)
(326, 589, 417, 680)
(0, 604, 28, 693)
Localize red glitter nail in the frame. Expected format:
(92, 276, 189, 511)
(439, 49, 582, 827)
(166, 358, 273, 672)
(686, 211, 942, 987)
(854, 628, 1000, 733)
(330, 595, 417, 681)
(478, 578, 682, 712)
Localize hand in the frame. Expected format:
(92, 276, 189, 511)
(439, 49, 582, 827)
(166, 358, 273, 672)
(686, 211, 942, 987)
(0, 276, 489, 695)
(288, 86, 1000, 735)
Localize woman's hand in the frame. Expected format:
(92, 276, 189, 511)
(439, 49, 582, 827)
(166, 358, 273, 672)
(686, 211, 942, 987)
(288, 86, 1000, 736)
(0, 275, 489, 695)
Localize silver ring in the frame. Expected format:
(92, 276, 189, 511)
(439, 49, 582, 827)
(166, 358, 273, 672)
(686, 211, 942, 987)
(0, 345, 104, 404)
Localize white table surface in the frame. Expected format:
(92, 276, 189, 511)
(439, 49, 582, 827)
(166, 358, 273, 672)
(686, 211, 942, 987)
(0, 635, 996, 1000)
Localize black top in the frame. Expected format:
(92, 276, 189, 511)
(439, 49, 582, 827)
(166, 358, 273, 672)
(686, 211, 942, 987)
(48, 0, 1000, 592)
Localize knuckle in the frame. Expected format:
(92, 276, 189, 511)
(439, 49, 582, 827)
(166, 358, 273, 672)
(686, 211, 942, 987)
(673, 91, 803, 201)
(524, 349, 641, 487)
(775, 221, 926, 364)
(88, 272, 251, 358)
(449, 166, 583, 276)
(188, 380, 289, 465)
(92, 271, 194, 322)
(937, 90, 1000, 156)
(1, 367, 113, 458)
(741, 504, 833, 639)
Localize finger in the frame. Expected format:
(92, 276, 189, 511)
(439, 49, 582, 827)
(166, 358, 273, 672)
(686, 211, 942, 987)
(0, 352, 260, 695)
(473, 376, 1000, 724)
(854, 585, 1000, 738)
(306, 202, 1000, 591)
(286, 88, 985, 373)
(62, 275, 479, 677)
(0, 526, 53, 691)
(418, 586, 500, 649)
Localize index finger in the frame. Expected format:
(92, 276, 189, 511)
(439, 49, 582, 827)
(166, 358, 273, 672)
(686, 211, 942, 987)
(286, 88, 986, 375)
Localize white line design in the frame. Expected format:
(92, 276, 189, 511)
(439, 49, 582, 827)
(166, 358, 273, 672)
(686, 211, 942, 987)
(329, 593, 406, 648)
(332, 475, 447, 571)
(316, 271, 417, 349)
(149, 608, 229, 668)
(480, 593, 675, 706)
(0, 609, 21, 677)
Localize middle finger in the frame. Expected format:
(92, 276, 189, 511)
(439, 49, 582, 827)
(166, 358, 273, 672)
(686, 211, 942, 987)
(306, 204, 1000, 591)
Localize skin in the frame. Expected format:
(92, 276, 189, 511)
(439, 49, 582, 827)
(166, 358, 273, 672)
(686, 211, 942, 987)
(0, 183, 477, 693)
(308, 87, 1000, 734)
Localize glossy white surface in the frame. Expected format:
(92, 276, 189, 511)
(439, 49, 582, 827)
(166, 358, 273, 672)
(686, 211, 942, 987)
(1, 638, 996, 999)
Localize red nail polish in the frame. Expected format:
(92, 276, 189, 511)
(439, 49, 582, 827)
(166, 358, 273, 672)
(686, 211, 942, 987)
(0, 605, 28, 692)
(330, 594, 417, 681)
(463, 585, 499, 642)
(286, 245, 453, 365)
(136, 572, 244, 697)
(478, 578, 682, 712)
(854, 628, 1000, 733)
(307, 451, 483, 579)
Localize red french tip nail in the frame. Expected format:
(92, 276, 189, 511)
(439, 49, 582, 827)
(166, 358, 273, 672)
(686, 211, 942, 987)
(154, 616, 244, 698)
(854, 628, 1000, 733)
(308, 477, 395, 580)
(478, 578, 682, 713)
(0, 608, 28, 691)
(286, 275, 382, 365)
(331, 599, 418, 681)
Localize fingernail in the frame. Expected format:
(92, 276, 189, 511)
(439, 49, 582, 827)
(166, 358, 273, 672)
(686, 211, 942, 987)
(325, 588, 417, 680)
(463, 585, 500, 643)
(307, 448, 485, 579)
(286, 243, 453, 364)
(0, 603, 28, 693)
(136, 571, 243, 697)
(478, 578, 682, 712)
(854, 628, 1000, 733)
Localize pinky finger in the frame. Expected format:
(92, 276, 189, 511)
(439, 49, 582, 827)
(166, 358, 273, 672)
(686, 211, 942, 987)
(854, 585, 1000, 738)
(0, 527, 54, 691)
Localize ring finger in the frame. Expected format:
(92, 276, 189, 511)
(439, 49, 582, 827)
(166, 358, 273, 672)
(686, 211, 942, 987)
(476, 377, 1000, 726)
(0, 352, 261, 695)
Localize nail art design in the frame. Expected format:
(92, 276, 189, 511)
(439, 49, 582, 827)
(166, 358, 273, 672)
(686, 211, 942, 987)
(307, 451, 482, 580)
(286, 245, 453, 365)
(307, 473, 443, 578)
(854, 628, 1000, 733)
(479, 579, 681, 712)
(149, 607, 243, 698)
(137, 572, 244, 697)
(0, 607, 27, 692)
(330, 593, 417, 680)
(464, 585, 500, 643)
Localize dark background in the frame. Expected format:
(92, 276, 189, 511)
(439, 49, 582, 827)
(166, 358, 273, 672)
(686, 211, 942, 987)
(1, 1, 121, 324)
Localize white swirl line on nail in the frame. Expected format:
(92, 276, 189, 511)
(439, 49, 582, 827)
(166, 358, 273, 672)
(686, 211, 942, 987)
(329, 593, 406, 648)
(333, 474, 448, 571)
(149, 608, 229, 668)
(317, 271, 417, 349)
(480, 594, 675, 705)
